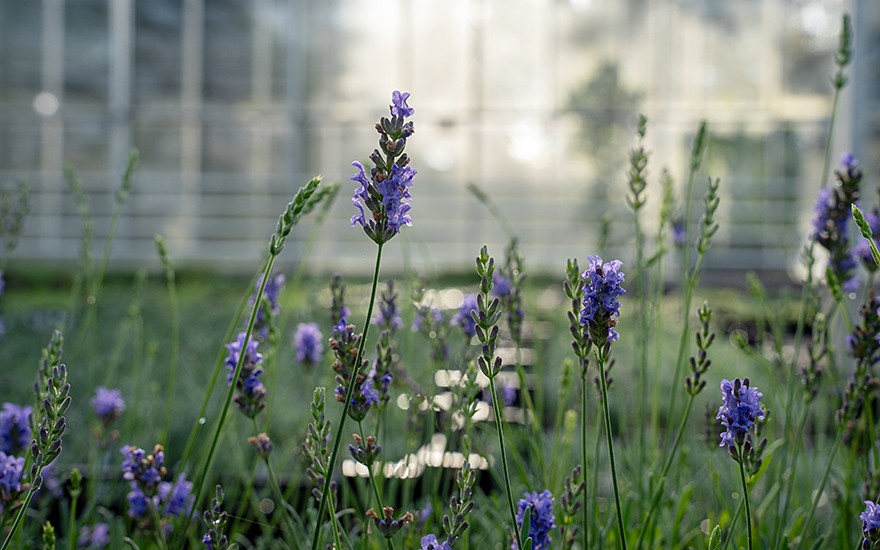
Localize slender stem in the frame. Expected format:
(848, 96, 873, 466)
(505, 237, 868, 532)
(773, 403, 810, 549)
(162, 261, 181, 443)
(489, 376, 524, 550)
(177, 269, 260, 473)
(356, 420, 395, 550)
(597, 349, 627, 549)
(250, 418, 300, 550)
(312, 243, 384, 550)
(1, 464, 46, 550)
(720, 493, 745, 550)
(635, 394, 695, 548)
(739, 456, 753, 550)
(150, 499, 170, 550)
(800, 433, 842, 549)
(176, 254, 278, 547)
(582, 369, 590, 550)
(68, 487, 79, 550)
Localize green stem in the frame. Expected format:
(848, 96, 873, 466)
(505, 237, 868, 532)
(266, 458, 301, 550)
(149, 498, 170, 550)
(635, 394, 695, 548)
(68, 488, 79, 550)
(582, 369, 590, 550)
(162, 261, 180, 443)
(311, 243, 384, 550)
(175, 254, 279, 547)
(665, 123, 707, 426)
(1, 464, 46, 550)
(597, 348, 627, 549)
(800, 433, 842, 549)
(739, 456, 753, 550)
(773, 404, 809, 549)
(357, 419, 395, 550)
(488, 375, 524, 550)
(177, 269, 259, 473)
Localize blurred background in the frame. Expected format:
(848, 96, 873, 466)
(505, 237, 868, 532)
(0, 0, 878, 280)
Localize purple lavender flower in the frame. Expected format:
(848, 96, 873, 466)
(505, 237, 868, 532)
(126, 487, 150, 518)
(412, 306, 443, 332)
(78, 523, 111, 549)
(0, 403, 32, 455)
(513, 490, 556, 550)
(500, 380, 517, 407)
(350, 91, 417, 244)
(90, 387, 125, 425)
(224, 332, 263, 378)
(159, 474, 194, 517)
(863, 500, 880, 546)
(842, 151, 859, 170)
(373, 281, 404, 330)
(252, 273, 285, 341)
(120, 444, 166, 495)
(451, 294, 478, 339)
(671, 217, 687, 247)
(716, 378, 764, 448)
(580, 256, 626, 345)
(0, 451, 24, 493)
(223, 333, 267, 417)
(360, 379, 380, 405)
(293, 322, 324, 366)
(391, 91, 415, 118)
(811, 188, 846, 242)
(421, 534, 452, 550)
(492, 273, 513, 298)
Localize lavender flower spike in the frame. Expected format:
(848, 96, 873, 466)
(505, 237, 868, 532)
(0, 403, 32, 455)
(863, 500, 880, 547)
(580, 256, 626, 346)
(350, 91, 417, 244)
(421, 534, 452, 550)
(293, 322, 324, 366)
(451, 294, 478, 339)
(717, 378, 764, 448)
(91, 387, 126, 425)
(513, 490, 556, 550)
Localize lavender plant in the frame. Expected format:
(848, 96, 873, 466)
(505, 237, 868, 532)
(2, 331, 70, 550)
(313, 90, 417, 550)
(580, 255, 628, 548)
(717, 378, 764, 550)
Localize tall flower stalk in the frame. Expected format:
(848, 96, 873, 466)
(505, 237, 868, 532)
(563, 258, 591, 549)
(776, 14, 854, 544)
(175, 176, 323, 548)
(155, 234, 180, 444)
(580, 256, 627, 549)
(473, 245, 523, 550)
(636, 303, 714, 547)
(312, 90, 416, 549)
(664, 121, 708, 424)
(717, 378, 764, 550)
(625, 115, 650, 483)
